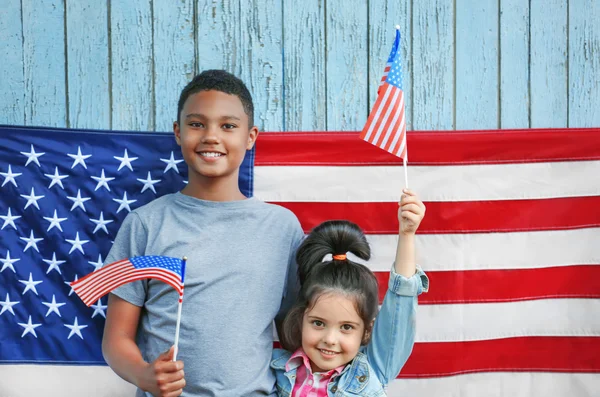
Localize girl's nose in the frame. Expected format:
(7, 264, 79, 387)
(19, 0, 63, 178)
(322, 330, 337, 345)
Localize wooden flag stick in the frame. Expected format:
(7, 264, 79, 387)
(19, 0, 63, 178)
(173, 256, 187, 361)
(403, 157, 409, 188)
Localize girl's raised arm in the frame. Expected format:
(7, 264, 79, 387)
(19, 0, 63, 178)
(394, 189, 425, 277)
(365, 189, 428, 385)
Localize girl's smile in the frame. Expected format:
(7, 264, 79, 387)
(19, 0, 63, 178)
(301, 292, 365, 373)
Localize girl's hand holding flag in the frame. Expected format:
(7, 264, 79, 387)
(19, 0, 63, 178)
(362, 25, 420, 280)
(399, 188, 426, 235)
(395, 188, 425, 278)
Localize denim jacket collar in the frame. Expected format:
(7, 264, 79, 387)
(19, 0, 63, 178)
(336, 352, 370, 393)
(271, 350, 372, 394)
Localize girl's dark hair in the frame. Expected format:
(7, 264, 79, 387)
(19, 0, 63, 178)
(280, 220, 379, 351)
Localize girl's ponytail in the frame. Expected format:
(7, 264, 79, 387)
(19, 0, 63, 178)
(296, 220, 371, 285)
(281, 220, 379, 352)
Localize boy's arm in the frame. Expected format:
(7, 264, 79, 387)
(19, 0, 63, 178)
(103, 295, 185, 396)
(102, 294, 146, 384)
(101, 212, 185, 396)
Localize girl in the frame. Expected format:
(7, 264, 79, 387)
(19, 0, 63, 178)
(271, 189, 429, 396)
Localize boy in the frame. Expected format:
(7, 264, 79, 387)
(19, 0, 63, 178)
(102, 70, 304, 396)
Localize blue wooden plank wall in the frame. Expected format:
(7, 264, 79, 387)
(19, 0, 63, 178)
(1, 0, 599, 132)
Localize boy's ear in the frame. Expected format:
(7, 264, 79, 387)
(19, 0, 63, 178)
(173, 121, 182, 146)
(246, 126, 259, 150)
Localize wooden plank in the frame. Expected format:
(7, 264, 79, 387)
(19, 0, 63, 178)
(22, 0, 66, 127)
(568, 0, 600, 127)
(530, 0, 568, 128)
(153, 0, 195, 132)
(282, 0, 326, 131)
(66, 1, 109, 130)
(325, 0, 368, 131)
(196, 0, 241, 75)
(412, 0, 454, 130)
(456, 0, 499, 130)
(500, 0, 529, 128)
(368, 0, 411, 130)
(239, 0, 284, 131)
(110, 0, 153, 131)
(0, 1, 25, 125)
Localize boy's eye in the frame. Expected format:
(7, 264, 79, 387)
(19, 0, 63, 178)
(312, 320, 324, 327)
(341, 324, 354, 331)
(222, 123, 236, 129)
(189, 122, 204, 128)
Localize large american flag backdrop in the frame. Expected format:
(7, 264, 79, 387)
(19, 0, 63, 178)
(1, 125, 599, 396)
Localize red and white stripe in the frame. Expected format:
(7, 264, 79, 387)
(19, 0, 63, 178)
(72, 259, 184, 306)
(9, 128, 599, 397)
(255, 128, 600, 395)
(379, 62, 391, 87)
(360, 81, 407, 159)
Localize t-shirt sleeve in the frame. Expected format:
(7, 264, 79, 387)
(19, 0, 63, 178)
(105, 211, 149, 307)
(275, 220, 305, 324)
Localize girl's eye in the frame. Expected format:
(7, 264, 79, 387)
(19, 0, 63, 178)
(312, 320, 324, 327)
(341, 324, 354, 331)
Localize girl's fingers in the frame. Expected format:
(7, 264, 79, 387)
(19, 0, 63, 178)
(400, 198, 425, 210)
(401, 211, 421, 223)
(400, 195, 422, 204)
(400, 190, 425, 215)
(401, 203, 423, 214)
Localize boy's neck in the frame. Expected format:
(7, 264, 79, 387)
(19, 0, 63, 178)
(181, 173, 247, 202)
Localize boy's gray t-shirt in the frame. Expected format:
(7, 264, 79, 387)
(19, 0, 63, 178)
(105, 192, 304, 397)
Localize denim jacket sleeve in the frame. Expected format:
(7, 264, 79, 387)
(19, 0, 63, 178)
(364, 265, 429, 386)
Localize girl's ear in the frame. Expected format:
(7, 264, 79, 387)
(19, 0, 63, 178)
(362, 319, 376, 345)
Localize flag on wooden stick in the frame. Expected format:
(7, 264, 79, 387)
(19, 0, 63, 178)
(71, 255, 185, 306)
(361, 27, 407, 162)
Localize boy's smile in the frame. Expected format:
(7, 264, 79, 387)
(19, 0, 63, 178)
(173, 90, 258, 198)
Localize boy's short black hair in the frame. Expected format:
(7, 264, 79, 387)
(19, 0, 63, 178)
(177, 69, 254, 127)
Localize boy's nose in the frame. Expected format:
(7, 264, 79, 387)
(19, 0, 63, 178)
(201, 127, 220, 143)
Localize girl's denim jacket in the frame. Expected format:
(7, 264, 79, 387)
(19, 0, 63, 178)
(271, 266, 429, 396)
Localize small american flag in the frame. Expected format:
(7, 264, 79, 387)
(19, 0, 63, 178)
(361, 28, 407, 160)
(71, 255, 185, 306)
